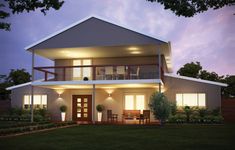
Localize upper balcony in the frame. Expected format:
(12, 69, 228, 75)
(34, 63, 164, 83)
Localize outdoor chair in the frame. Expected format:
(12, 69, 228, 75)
(130, 66, 140, 79)
(116, 66, 126, 79)
(105, 67, 114, 80)
(107, 110, 118, 123)
(139, 110, 150, 124)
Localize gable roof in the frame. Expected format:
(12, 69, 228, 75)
(25, 16, 167, 51)
(164, 73, 228, 87)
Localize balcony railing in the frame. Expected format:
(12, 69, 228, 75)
(34, 63, 164, 82)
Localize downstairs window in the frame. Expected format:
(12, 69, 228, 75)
(176, 93, 206, 107)
(23, 95, 47, 109)
(124, 94, 145, 112)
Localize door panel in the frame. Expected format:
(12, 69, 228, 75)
(72, 95, 92, 121)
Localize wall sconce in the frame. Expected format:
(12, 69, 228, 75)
(55, 89, 64, 100)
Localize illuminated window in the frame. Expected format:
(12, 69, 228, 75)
(176, 93, 206, 107)
(23, 95, 47, 109)
(124, 94, 145, 111)
(73, 59, 91, 80)
(125, 95, 134, 110)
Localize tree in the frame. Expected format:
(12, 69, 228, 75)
(6, 69, 31, 85)
(149, 92, 171, 125)
(0, 69, 31, 100)
(199, 70, 224, 82)
(222, 75, 235, 97)
(0, 0, 64, 31)
(146, 0, 235, 17)
(177, 61, 202, 78)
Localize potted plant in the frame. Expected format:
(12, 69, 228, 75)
(60, 105, 67, 122)
(96, 104, 105, 122)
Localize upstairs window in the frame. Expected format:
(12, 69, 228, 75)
(73, 59, 91, 80)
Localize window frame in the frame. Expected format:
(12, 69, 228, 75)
(176, 93, 206, 107)
(73, 59, 92, 80)
(124, 93, 146, 111)
(23, 94, 48, 110)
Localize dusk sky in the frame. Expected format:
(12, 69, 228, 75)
(0, 0, 234, 76)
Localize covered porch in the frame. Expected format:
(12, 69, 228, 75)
(32, 81, 164, 124)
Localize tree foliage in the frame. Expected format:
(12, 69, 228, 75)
(0, 0, 64, 31)
(222, 75, 235, 97)
(146, 0, 235, 17)
(149, 92, 171, 125)
(7, 69, 31, 85)
(199, 70, 224, 82)
(177, 61, 202, 78)
(0, 69, 31, 100)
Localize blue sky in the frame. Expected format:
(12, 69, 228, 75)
(0, 0, 234, 76)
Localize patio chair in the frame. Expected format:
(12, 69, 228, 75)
(116, 66, 126, 79)
(105, 67, 114, 80)
(139, 110, 150, 124)
(107, 110, 118, 123)
(130, 66, 140, 79)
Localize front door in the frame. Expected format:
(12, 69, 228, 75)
(72, 95, 92, 122)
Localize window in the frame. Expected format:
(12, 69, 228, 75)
(23, 95, 47, 109)
(73, 59, 91, 80)
(176, 93, 206, 107)
(124, 94, 145, 112)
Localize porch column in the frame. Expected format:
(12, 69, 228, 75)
(92, 84, 96, 124)
(158, 49, 162, 93)
(30, 50, 35, 122)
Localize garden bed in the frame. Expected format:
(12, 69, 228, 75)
(0, 121, 77, 137)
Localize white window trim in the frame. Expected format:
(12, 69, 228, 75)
(176, 93, 206, 107)
(23, 94, 48, 109)
(123, 93, 146, 111)
(73, 59, 92, 80)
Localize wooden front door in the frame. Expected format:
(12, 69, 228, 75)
(72, 95, 92, 122)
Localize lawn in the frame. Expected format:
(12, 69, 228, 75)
(0, 124, 235, 150)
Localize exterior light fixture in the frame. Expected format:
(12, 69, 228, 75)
(130, 51, 141, 54)
(128, 47, 139, 51)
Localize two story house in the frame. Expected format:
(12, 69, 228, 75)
(7, 16, 227, 123)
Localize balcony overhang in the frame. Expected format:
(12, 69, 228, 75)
(32, 79, 163, 89)
(32, 43, 172, 72)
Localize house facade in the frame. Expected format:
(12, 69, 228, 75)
(7, 17, 227, 122)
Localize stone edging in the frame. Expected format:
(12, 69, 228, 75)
(0, 124, 79, 138)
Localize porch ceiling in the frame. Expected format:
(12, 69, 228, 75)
(34, 43, 172, 72)
(34, 44, 169, 60)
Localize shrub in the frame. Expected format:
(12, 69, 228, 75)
(96, 104, 105, 112)
(211, 107, 221, 116)
(149, 92, 171, 125)
(198, 108, 208, 118)
(170, 102, 177, 116)
(183, 106, 193, 122)
(60, 105, 67, 112)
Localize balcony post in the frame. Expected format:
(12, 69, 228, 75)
(30, 50, 35, 122)
(92, 84, 96, 124)
(158, 49, 162, 93)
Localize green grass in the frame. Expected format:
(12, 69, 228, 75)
(0, 124, 235, 150)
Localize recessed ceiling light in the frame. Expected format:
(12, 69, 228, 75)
(128, 47, 139, 51)
(131, 51, 141, 54)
